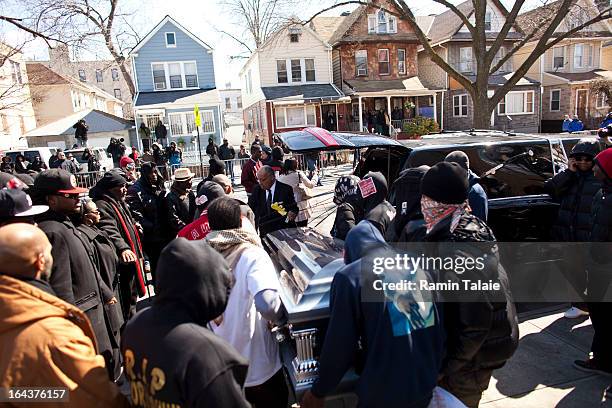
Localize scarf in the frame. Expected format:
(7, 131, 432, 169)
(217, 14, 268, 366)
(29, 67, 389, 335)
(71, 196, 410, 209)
(206, 225, 262, 255)
(421, 194, 470, 233)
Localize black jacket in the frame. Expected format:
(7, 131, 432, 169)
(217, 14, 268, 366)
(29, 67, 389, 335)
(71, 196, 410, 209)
(155, 123, 168, 140)
(544, 169, 601, 241)
(218, 144, 235, 160)
(127, 173, 166, 245)
(587, 181, 612, 301)
(74, 122, 88, 140)
(206, 142, 219, 156)
(248, 180, 298, 236)
(424, 213, 519, 376)
(331, 202, 361, 241)
(121, 239, 250, 408)
(164, 188, 196, 238)
(36, 211, 113, 358)
(59, 159, 80, 174)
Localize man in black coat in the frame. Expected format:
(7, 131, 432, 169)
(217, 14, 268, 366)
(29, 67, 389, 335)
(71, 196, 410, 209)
(121, 238, 250, 407)
(127, 163, 166, 284)
(206, 137, 219, 157)
(218, 139, 236, 182)
(31, 169, 114, 375)
(248, 165, 298, 237)
(544, 139, 601, 318)
(91, 171, 147, 320)
(164, 168, 196, 240)
(73, 119, 89, 147)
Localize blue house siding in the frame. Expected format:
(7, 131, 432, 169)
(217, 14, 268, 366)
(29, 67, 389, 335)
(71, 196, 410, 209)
(134, 20, 215, 92)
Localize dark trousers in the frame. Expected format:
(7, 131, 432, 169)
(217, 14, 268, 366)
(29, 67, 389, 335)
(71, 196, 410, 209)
(587, 302, 612, 370)
(440, 368, 494, 408)
(295, 220, 308, 227)
(118, 267, 137, 321)
(245, 369, 288, 408)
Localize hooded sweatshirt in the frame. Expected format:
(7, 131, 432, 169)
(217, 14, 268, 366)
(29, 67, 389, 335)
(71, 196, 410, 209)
(361, 171, 396, 236)
(311, 220, 445, 408)
(121, 238, 250, 408)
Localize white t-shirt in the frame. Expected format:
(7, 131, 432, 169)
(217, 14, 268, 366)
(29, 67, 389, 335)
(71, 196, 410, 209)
(212, 246, 282, 387)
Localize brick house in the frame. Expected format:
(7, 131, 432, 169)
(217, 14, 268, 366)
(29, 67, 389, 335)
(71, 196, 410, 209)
(310, 0, 439, 138)
(239, 22, 349, 145)
(417, 0, 541, 133)
(516, 0, 612, 131)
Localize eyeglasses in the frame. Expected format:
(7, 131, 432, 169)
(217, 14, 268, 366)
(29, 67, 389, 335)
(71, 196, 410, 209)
(126, 164, 136, 170)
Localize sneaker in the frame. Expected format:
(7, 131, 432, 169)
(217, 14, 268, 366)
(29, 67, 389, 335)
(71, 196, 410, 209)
(605, 384, 612, 399)
(564, 306, 589, 319)
(573, 358, 612, 375)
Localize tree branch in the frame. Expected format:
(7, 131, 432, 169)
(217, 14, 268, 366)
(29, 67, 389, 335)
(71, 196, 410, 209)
(0, 15, 61, 46)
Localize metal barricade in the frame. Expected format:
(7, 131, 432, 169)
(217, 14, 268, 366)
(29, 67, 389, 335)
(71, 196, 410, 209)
(75, 171, 104, 189)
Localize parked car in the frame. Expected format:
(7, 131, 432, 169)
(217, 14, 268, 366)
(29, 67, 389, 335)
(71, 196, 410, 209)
(265, 128, 571, 402)
(2, 147, 58, 168)
(64, 147, 114, 172)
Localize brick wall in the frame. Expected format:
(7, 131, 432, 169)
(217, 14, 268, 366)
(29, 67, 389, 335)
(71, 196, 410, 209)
(542, 85, 571, 121)
(339, 43, 419, 82)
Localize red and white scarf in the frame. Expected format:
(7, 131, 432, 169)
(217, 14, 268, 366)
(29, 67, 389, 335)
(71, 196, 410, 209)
(421, 195, 470, 234)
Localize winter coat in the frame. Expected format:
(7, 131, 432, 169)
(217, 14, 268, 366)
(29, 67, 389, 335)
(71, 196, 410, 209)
(544, 169, 601, 241)
(60, 159, 80, 174)
(35, 210, 113, 367)
(165, 188, 197, 238)
(121, 239, 250, 408)
(569, 119, 584, 132)
(219, 143, 236, 161)
(599, 117, 612, 128)
(127, 173, 166, 246)
(206, 142, 219, 156)
(155, 123, 168, 140)
(27, 159, 47, 172)
(562, 119, 571, 132)
(468, 170, 488, 222)
(277, 170, 316, 222)
(331, 202, 360, 241)
(240, 159, 261, 194)
(424, 212, 519, 376)
(74, 122, 88, 140)
(387, 166, 428, 241)
(0, 275, 129, 407)
(312, 221, 445, 408)
(587, 181, 612, 301)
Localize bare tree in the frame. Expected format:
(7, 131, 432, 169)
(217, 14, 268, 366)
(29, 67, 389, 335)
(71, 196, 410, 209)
(219, 0, 292, 54)
(25, 0, 139, 97)
(306, 0, 612, 129)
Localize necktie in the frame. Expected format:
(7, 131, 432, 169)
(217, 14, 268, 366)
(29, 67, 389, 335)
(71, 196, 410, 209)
(266, 189, 272, 215)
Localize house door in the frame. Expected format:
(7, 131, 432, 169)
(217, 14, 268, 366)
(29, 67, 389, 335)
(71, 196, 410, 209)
(576, 89, 588, 120)
(321, 104, 337, 131)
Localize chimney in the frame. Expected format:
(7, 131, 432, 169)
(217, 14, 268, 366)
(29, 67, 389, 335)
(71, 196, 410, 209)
(48, 44, 71, 76)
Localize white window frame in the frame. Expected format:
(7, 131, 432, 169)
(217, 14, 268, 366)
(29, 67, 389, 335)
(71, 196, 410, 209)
(277, 58, 316, 84)
(574, 44, 584, 69)
(484, 11, 492, 31)
(553, 46, 565, 69)
(78, 69, 86, 81)
(95, 69, 103, 83)
(550, 89, 561, 112)
(378, 49, 390, 75)
(150, 61, 199, 91)
(498, 90, 535, 115)
(247, 69, 252, 94)
(114, 89, 122, 99)
(199, 110, 216, 133)
(355, 50, 368, 76)
(165, 32, 177, 48)
(225, 97, 231, 109)
(575, 89, 589, 115)
(10, 61, 23, 85)
(459, 47, 473, 72)
(305, 58, 316, 82)
(290, 59, 302, 83)
(277, 60, 288, 84)
(398, 48, 406, 75)
(453, 94, 468, 117)
(237, 96, 242, 109)
(275, 105, 317, 129)
(111, 68, 119, 81)
(367, 10, 397, 34)
(596, 93, 609, 109)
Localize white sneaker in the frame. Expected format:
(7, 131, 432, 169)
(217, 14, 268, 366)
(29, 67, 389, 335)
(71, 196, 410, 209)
(564, 306, 589, 319)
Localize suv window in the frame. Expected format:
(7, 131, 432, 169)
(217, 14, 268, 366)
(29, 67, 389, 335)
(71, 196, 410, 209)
(405, 142, 554, 199)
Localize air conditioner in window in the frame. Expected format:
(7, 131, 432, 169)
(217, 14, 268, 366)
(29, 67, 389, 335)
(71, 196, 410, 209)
(155, 82, 166, 90)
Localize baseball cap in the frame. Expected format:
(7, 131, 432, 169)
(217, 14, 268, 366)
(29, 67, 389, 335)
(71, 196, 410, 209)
(33, 169, 87, 195)
(0, 189, 48, 218)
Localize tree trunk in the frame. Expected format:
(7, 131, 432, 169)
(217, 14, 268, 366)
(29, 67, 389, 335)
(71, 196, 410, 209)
(118, 62, 135, 97)
(472, 91, 492, 129)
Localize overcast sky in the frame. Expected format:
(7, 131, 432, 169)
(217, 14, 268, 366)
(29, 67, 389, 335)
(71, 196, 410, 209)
(3, 0, 547, 88)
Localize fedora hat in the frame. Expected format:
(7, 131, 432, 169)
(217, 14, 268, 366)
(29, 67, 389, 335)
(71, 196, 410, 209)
(173, 167, 195, 181)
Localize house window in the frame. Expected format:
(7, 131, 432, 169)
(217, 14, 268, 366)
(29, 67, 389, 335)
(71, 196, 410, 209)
(492, 46, 509, 72)
(377, 10, 387, 33)
(484, 11, 492, 31)
(388, 16, 397, 33)
(168, 111, 215, 136)
(459, 47, 473, 72)
(10, 61, 22, 84)
(184, 62, 198, 87)
(597, 93, 609, 108)
(78, 69, 86, 81)
(398, 49, 406, 75)
(152, 63, 167, 90)
(367, 10, 397, 34)
(553, 47, 565, 69)
(453, 95, 468, 117)
(277, 60, 288, 83)
(152, 61, 199, 91)
(356, 50, 367, 76)
(291, 59, 302, 82)
(290, 34, 299, 43)
(574, 44, 584, 68)
(237, 96, 242, 109)
(550, 89, 561, 111)
(114, 89, 122, 99)
(305, 59, 315, 82)
(585, 44, 593, 67)
(112, 68, 119, 81)
(378, 49, 390, 75)
(199, 110, 216, 133)
(275, 105, 316, 128)
(498, 91, 534, 115)
(165, 32, 176, 47)
(247, 69, 252, 94)
(368, 14, 377, 33)
(96, 69, 103, 82)
(225, 97, 231, 109)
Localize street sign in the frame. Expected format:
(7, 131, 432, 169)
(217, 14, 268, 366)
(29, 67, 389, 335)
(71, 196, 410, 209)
(194, 105, 201, 127)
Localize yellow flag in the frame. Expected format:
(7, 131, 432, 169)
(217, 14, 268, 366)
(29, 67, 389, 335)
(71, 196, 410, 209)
(194, 105, 201, 127)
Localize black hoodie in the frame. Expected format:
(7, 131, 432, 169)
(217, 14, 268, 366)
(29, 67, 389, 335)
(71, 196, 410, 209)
(361, 171, 396, 236)
(121, 238, 250, 408)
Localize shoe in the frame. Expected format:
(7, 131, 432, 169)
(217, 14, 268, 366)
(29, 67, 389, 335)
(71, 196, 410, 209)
(605, 384, 612, 399)
(573, 358, 612, 375)
(564, 306, 589, 318)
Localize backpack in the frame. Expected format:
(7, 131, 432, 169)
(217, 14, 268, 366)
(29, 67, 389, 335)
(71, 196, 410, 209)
(387, 166, 429, 240)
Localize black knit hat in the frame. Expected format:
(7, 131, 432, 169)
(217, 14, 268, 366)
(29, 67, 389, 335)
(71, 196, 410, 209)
(421, 162, 469, 204)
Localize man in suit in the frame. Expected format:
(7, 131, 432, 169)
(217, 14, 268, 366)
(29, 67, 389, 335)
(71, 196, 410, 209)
(248, 166, 298, 237)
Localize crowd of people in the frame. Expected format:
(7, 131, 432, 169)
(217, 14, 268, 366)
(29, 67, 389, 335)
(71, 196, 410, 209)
(0, 125, 611, 408)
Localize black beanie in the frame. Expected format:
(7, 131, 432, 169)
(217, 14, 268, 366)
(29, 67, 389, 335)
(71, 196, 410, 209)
(209, 158, 226, 176)
(96, 170, 127, 190)
(421, 162, 469, 204)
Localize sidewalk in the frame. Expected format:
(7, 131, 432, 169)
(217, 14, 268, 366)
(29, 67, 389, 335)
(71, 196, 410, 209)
(482, 307, 611, 407)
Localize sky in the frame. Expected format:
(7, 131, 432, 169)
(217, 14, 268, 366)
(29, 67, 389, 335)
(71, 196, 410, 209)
(3, 0, 548, 89)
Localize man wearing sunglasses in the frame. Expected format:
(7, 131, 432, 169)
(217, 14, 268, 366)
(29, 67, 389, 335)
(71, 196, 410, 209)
(544, 139, 601, 319)
(30, 169, 115, 378)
